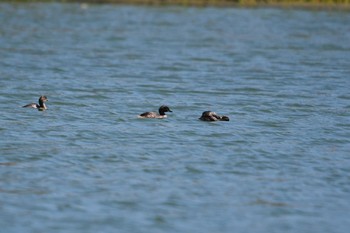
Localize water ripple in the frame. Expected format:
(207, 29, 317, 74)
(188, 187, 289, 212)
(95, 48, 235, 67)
(1, 4, 350, 233)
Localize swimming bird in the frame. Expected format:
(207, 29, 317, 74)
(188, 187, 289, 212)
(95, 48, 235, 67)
(22, 96, 48, 111)
(138, 105, 172, 119)
(199, 111, 229, 121)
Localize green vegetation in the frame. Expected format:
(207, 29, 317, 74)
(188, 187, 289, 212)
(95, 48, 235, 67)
(1, 0, 350, 9)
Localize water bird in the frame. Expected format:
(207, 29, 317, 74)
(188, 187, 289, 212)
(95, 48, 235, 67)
(22, 96, 48, 111)
(199, 111, 229, 121)
(138, 105, 172, 119)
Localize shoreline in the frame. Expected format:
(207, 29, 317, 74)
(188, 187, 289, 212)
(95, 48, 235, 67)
(1, 0, 350, 10)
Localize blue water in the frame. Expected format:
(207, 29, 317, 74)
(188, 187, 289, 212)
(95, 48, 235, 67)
(1, 3, 350, 233)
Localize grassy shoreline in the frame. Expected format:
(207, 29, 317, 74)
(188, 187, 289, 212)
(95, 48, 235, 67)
(1, 0, 350, 9)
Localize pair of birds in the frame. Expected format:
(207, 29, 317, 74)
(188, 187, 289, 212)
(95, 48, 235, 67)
(139, 106, 230, 121)
(140, 106, 230, 121)
(23, 96, 230, 121)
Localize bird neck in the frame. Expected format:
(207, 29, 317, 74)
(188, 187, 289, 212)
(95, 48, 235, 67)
(39, 100, 47, 109)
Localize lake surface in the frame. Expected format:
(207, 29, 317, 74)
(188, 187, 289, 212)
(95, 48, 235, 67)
(1, 3, 350, 233)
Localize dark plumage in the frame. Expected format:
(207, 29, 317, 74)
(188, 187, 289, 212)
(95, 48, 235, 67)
(23, 96, 48, 111)
(199, 111, 229, 121)
(139, 105, 172, 119)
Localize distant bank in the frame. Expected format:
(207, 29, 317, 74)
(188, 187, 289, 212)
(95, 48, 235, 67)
(1, 0, 350, 9)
